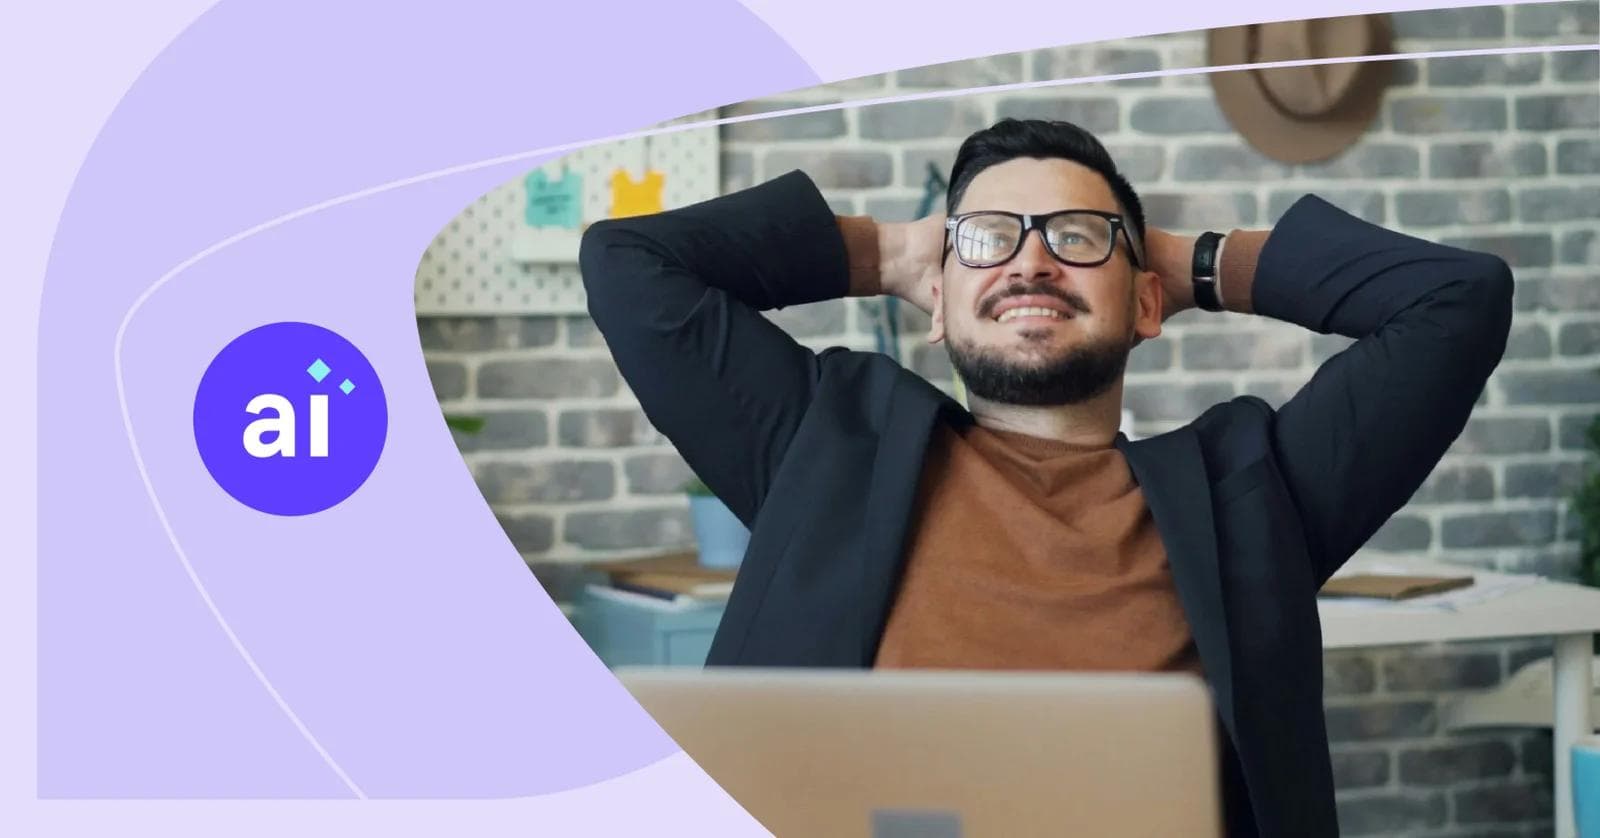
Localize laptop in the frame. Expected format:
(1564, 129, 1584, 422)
(617, 667, 1221, 838)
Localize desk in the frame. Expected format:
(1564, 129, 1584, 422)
(1321, 560, 1600, 838)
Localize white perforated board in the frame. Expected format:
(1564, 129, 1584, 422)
(414, 113, 719, 315)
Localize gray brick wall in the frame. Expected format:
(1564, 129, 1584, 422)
(419, 4, 1598, 834)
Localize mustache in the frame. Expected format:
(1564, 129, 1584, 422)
(977, 282, 1091, 320)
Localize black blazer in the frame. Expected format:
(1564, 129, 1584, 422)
(579, 170, 1513, 837)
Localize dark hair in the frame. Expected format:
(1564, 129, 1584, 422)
(946, 118, 1146, 260)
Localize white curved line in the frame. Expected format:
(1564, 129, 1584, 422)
(108, 40, 1592, 799)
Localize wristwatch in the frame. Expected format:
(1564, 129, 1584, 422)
(1191, 231, 1225, 312)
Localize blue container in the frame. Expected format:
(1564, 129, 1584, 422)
(1577, 737, 1600, 838)
(688, 494, 750, 569)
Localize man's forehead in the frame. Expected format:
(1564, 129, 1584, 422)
(957, 157, 1121, 214)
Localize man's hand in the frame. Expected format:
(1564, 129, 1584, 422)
(877, 214, 945, 315)
(1143, 226, 1198, 321)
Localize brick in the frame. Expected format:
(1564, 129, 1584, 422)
(1557, 139, 1600, 175)
(995, 97, 1120, 134)
(721, 149, 755, 191)
(1239, 379, 1299, 406)
(558, 409, 662, 448)
(859, 100, 986, 141)
(1513, 2, 1599, 37)
(1454, 782, 1553, 824)
(1396, 188, 1512, 227)
(1518, 186, 1600, 222)
(1504, 543, 1583, 579)
(1033, 46, 1161, 86)
(450, 410, 548, 452)
(911, 344, 952, 381)
(863, 197, 925, 222)
(1126, 338, 1172, 373)
(566, 316, 607, 348)
(1504, 460, 1587, 499)
(1383, 651, 1501, 691)
(624, 452, 694, 495)
(1123, 381, 1235, 421)
(1441, 234, 1552, 269)
(1323, 654, 1377, 696)
(1330, 749, 1390, 789)
(427, 360, 467, 400)
(474, 461, 614, 504)
(1390, 59, 1421, 87)
(1104, 144, 1165, 182)
(1453, 417, 1552, 455)
(764, 150, 893, 189)
(720, 100, 846, 142)
(1311, 333, 1355, 363)
(769, 299, 848, 338)
(1394, 6, 1504, 38)
(478, 358, 619, 399)
(418, 316, 558, 351)
(1516, 278, 1600, 312)
(1428, 54, 1544, 86)
(1560, 413, 1598, 450)
(1297, 144, 1420, 179)
(495, 513, 555, 554)
(529, 561, 604, 602)
(564, 507, 694, 551)
(1504, 323, 1553, 360)
(897, 54, 1024, 88)
(824, 196, 858, 216)
(1441, 509, 1558, 548)
(1553, 49, 1599, 82)
(1516, 95, 1600, 130)
(1412, 463, 1496, 503)
(1391, 97, 1507, 133)
(1174, 145, 1287, 181)
(1142, 192, 1255, 230)
(903, 147, 957, 190)
(1559, 321, 1600, 356)
(1501, 369, 1600, 404)
(1399, 740, 1516, 785)
(1181, 332, 1301, 371)
(1129, 97, 1231, 135)
(1366, 515, 1432, 551)
(1430, 141, 1547, 179)
(1521, 730, 1553, 777)
(1269, 190, 1384, 225)
(1335, 793, 1447, 836)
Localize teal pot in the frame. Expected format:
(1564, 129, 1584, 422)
(688, 494, 750, 569)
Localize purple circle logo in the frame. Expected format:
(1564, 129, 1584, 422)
(194, 322, 388, 515)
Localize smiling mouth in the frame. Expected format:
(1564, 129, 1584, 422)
(995, 306, 1073, 323)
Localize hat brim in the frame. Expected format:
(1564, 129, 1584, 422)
(1206, 21, 1393, 164)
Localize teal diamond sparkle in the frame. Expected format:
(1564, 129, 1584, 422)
(339, 378, 355, 395)
(307, 358, 331, 382)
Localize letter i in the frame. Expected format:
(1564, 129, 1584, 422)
(309, 394, 330, 457)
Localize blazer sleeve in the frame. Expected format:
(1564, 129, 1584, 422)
(1251, 195, 1514, 586)
(578, 170, 850, 525)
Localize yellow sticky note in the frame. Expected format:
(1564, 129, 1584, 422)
(609, 169, 665, 218)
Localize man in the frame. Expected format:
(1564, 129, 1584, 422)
(579, 118, 1512, 837)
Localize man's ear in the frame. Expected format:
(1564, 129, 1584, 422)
(1132, 268, 1163, 342)
(928, 279, 946, 344)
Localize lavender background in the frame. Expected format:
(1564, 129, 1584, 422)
(14, 0, 1578, 835)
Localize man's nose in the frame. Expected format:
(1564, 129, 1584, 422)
(1006, 228, 1060, 279)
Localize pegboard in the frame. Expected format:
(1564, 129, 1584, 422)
(415, 113, 719, 315)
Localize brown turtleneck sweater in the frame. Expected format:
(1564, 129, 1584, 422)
(836, 215, 1267, 673)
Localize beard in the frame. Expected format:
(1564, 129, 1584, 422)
(947, 330, 1131, 407)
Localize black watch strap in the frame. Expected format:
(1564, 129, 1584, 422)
(1191, 231, 1225, 312)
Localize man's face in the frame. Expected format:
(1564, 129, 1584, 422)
(929, 157, 1163, 406)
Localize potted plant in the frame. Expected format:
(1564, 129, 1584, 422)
(683, 475, 750, 569)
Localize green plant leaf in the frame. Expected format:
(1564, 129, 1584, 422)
(445, 414, 487, 434)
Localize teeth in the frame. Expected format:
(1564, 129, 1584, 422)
(996, 306, 1065, 323)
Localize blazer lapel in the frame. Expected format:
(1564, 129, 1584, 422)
(1117, 427, 1235, 725)
(856, 376, 963, 665)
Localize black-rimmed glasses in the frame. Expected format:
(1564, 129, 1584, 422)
(944, 210, 1144, 270)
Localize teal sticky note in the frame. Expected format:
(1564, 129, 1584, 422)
(524, 169, 583, 229)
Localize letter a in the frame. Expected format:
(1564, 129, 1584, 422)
(243, 393, 296, 457)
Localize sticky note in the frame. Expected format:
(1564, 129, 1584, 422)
(524, 169, 583, 229)
(609, 169, 665, 219)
